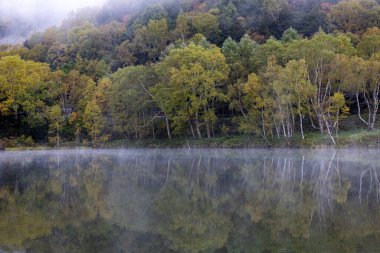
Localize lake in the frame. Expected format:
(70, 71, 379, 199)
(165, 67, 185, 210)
(0, 148, 379, 253)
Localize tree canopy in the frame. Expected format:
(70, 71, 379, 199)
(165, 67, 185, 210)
(0, 0, 380, 145)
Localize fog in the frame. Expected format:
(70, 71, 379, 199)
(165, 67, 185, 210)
(1, 148, 380, 208)
(0, 148, 380, 251)
(0, 0, 107, 44)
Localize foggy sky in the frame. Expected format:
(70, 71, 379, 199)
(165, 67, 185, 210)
(0, 0, 107, 44)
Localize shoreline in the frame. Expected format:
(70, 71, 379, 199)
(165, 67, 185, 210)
(4, 129, 380, 151)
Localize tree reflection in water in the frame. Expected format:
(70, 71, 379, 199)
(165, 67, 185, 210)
(0, 149, 379, 253)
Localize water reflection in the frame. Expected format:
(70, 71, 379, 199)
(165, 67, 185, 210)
(0, 149, 379, 252)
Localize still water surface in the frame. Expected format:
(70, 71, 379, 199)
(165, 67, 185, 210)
(0, 149, 379, 253)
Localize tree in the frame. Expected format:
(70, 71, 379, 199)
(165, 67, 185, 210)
(112, 40, 137, 70)
(222, 34, 258, 82)
(68, 111, 83, 144)
(190, 12, 220, 40)
(46, 43, 70, 71)
(357, 27, 380, 58)
(0, 55, 54, 126)
(278, 59, 315, 139)
(327, 92, 349, 137)
(219, 1, 245, 40)
(75, 57, 110, 81)
(83, 99, 105, 146)
(238, 72, 274, 141)
(64, 71, 92, 108)
(109, 66, 158, 138)
(262, 56, 294, 139)
(140, 3, 168, 24)
(133, 19, 170, 62)
(46, 105, 64, 147)
(281, 27, 302, 43)
(151, 42, 229, 139)
(335, 55, 380, 129)
(255, 37, 286, 71)
(174, 10, 191, 42)
(262, 0, 288, 23)
(95, 78, 112, 114)
(56, 70, 95, 142)
(223, 35, 260, 123)
(68, 22, 122, 62)
(23, 44, 48, 63)
(329, 0, 380, 33)
(287, 32, 355, 143)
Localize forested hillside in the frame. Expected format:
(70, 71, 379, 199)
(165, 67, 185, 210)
(1, 0, 380, 147)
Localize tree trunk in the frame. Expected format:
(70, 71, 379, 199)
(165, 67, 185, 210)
(298, 100, 304, 140)
(323, 115, 336, 145)
(300, 113, 304, 140)
(205, 121, 211, 139)
(370, 87, 379, 129)
(164, 114, 172, 140)
(281, 119, 287, 137)
(56, 124, 60, 148)
(356, 93, 370, 128)
(273, 115, 280, 138)
(261, 109, 270, 145)
(195, 111, 202, 139)
(318, 114, 324, 133)
(204, 106, 211, 139)
(189, 120, 196, 138)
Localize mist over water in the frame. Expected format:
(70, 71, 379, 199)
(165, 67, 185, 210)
(0, 148, 380, 252)
(0, 0, 107, 44)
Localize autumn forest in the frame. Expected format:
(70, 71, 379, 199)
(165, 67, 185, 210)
(1, 0, 380, 147)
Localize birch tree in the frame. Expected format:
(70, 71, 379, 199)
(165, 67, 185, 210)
(151, 42, 229, 139)
(335, 55, 380, 129)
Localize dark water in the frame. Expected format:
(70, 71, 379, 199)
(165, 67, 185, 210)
(0, 149, 380, 253)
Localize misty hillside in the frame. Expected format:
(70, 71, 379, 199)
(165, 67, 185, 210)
(0, 0, 106, 44)
(0, 0, 339, 45)
(0, 0, 380, 147)
(2, 0, 372, 70)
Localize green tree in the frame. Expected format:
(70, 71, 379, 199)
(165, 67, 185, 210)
(335, 55, 379, 129)
(255, 37, 286, 71)
(261, 0, 289, 25)
(190, 12, 220, 40)
(46, 105, 64, 147)
(0, 55, 55, 126)
(174, 10, 191, 42)
(278, 59, 315, 139)
(238, 72, 274, 141)
(133, 19, 169, 62)
(57, 70, 94, 118)
(151, 42, 229, 139)
(357, 27, 380, 58)
(113, 40, 137, 70)
(287, 32, 355, 143)
(222, 34, 258, 82)
(219, 1, 245, 40)
(327, 92, 350, 136)
(282, 27, 302, 43)
(83, 99, 105, 146)
(328, 0, 380, 33)
(109, 66, 157, 139)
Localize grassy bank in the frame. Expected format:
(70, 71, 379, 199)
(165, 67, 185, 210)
(103, 129, 380, 149)
(4, 129, 380, 151)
